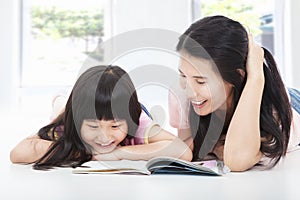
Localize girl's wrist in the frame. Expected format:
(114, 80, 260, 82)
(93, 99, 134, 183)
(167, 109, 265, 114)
(113, 147, 122, 160)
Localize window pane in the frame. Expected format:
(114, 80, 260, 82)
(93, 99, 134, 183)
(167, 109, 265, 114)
(200, 0, 274, 53)
(22, 0, 104, 87)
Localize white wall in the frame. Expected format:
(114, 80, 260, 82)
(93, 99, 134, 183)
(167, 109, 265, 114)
(100, 0, 192, 131)
(2, 0, 300, 116)
(289, 0, 300, 88)
(105, 0, 191, 36)
(275, 0, 300, 88)
(0, 0, 20, 112)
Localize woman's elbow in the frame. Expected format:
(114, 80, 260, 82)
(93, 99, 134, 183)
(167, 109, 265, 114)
(224, 152, 261, 172)
(224, 159, 251, 172)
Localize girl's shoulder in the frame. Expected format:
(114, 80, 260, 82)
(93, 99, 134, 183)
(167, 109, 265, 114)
(47, 125, 64, 141)
(168, 86, 190, 129)
(123, 110, 153, 146)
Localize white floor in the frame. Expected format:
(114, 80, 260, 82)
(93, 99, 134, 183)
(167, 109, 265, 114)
(1, 111, 300, 200)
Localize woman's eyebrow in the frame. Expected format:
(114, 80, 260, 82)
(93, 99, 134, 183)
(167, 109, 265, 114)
(178, 69, 207, 79)
(178, 68, 184, 74)
(192, 75, 207, 79)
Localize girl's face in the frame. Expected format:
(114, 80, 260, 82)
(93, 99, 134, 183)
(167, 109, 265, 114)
(179, 52, 234, 116)
(81, 119, 128, 154)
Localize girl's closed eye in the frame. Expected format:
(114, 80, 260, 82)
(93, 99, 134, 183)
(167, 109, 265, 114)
(88, 124, 99, 129)
(111, 124, 121, 129)
(111, 120, 127, 132)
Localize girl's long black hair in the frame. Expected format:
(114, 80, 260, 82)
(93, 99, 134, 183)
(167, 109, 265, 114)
(33, 65, 141, 170)
(176, 15, 292, 167)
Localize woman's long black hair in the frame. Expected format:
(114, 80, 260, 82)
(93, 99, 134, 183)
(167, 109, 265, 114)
(176, 15, 292, 167)
(33, 65, 141, 170)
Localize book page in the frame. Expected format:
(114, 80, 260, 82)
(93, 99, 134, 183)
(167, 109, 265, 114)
(73, 160, 149, 175)
(146, 156, 230, 175)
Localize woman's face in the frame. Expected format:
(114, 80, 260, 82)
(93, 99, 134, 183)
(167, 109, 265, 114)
(81, 119, 128, 154)
(178, 51, 234, 116)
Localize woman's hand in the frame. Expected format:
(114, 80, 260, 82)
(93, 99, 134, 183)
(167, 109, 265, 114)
(246, 34, 265, 81)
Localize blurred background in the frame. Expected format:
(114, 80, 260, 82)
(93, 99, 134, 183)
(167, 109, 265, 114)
(1, 0, 299, 150)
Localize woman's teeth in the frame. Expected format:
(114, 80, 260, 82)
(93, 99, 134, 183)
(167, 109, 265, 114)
(191, 100, 206, 105)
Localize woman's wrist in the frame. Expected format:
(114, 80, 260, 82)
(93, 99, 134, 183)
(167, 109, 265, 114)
(246, 73, 265, 87)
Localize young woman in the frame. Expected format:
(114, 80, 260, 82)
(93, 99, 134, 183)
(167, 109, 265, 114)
(10, 65, 192, 170)
(169, 15, 300, 172)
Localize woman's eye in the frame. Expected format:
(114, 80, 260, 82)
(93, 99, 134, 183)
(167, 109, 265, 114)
(196, 80, 206, 84)
(179, 73, 186, 78)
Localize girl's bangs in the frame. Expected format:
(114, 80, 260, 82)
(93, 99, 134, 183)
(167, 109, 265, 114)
(94, 78, 131, 121)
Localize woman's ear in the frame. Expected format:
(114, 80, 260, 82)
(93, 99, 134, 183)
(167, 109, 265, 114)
(236, 68, 245, 78)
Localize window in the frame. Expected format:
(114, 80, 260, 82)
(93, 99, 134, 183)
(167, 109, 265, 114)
(20, 0, 104, 115)
(199, 0, 275, 53)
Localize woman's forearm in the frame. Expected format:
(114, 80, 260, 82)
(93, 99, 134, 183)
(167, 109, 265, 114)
(224, 77, 264, 171)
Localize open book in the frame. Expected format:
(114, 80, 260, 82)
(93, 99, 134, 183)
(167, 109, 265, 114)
(72, 156, 230, 176)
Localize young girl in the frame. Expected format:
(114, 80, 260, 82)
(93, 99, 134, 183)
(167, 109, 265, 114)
(10, 65, 192, 170)
(169, 15, 300, 172)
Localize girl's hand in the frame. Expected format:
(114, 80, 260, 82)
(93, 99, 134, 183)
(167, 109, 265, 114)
(246, 34, 265, 81)
(92, 149, 121, 161)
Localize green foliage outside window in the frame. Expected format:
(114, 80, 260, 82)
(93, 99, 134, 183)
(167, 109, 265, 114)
(201, 0, 262, 36)
(31, 6, 103, 53)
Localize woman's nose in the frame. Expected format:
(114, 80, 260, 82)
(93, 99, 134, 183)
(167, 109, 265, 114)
(185, 81, 197, 99)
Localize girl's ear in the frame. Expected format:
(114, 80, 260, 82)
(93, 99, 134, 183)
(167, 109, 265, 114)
(236, 68, 246, 78)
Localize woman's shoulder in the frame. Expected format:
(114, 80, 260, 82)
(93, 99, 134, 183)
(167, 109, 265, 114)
(288, 87, 300, 115)
(288, 108, 300, 152)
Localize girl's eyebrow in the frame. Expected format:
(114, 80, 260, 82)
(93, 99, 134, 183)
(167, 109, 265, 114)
(178, 69, 207, 79)
(85, 119, 98, 122)
(113, 119, 125, 123)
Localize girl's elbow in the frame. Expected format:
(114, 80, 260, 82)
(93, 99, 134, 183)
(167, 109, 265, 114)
(173, 138, 193, 161)
(179, 148, 193, 161)
(10, 147, 34, 164)
(10, 148, 22, 163)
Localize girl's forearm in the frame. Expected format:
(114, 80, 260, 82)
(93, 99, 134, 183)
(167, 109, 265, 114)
(178, 128, 194, 151)
(115, 138, 193, 161)
(10, 136, 53, 164)
(224, 77, 264, 171)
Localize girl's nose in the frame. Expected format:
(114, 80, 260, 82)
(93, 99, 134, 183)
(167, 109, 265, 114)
(96, 129, 111, 141)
